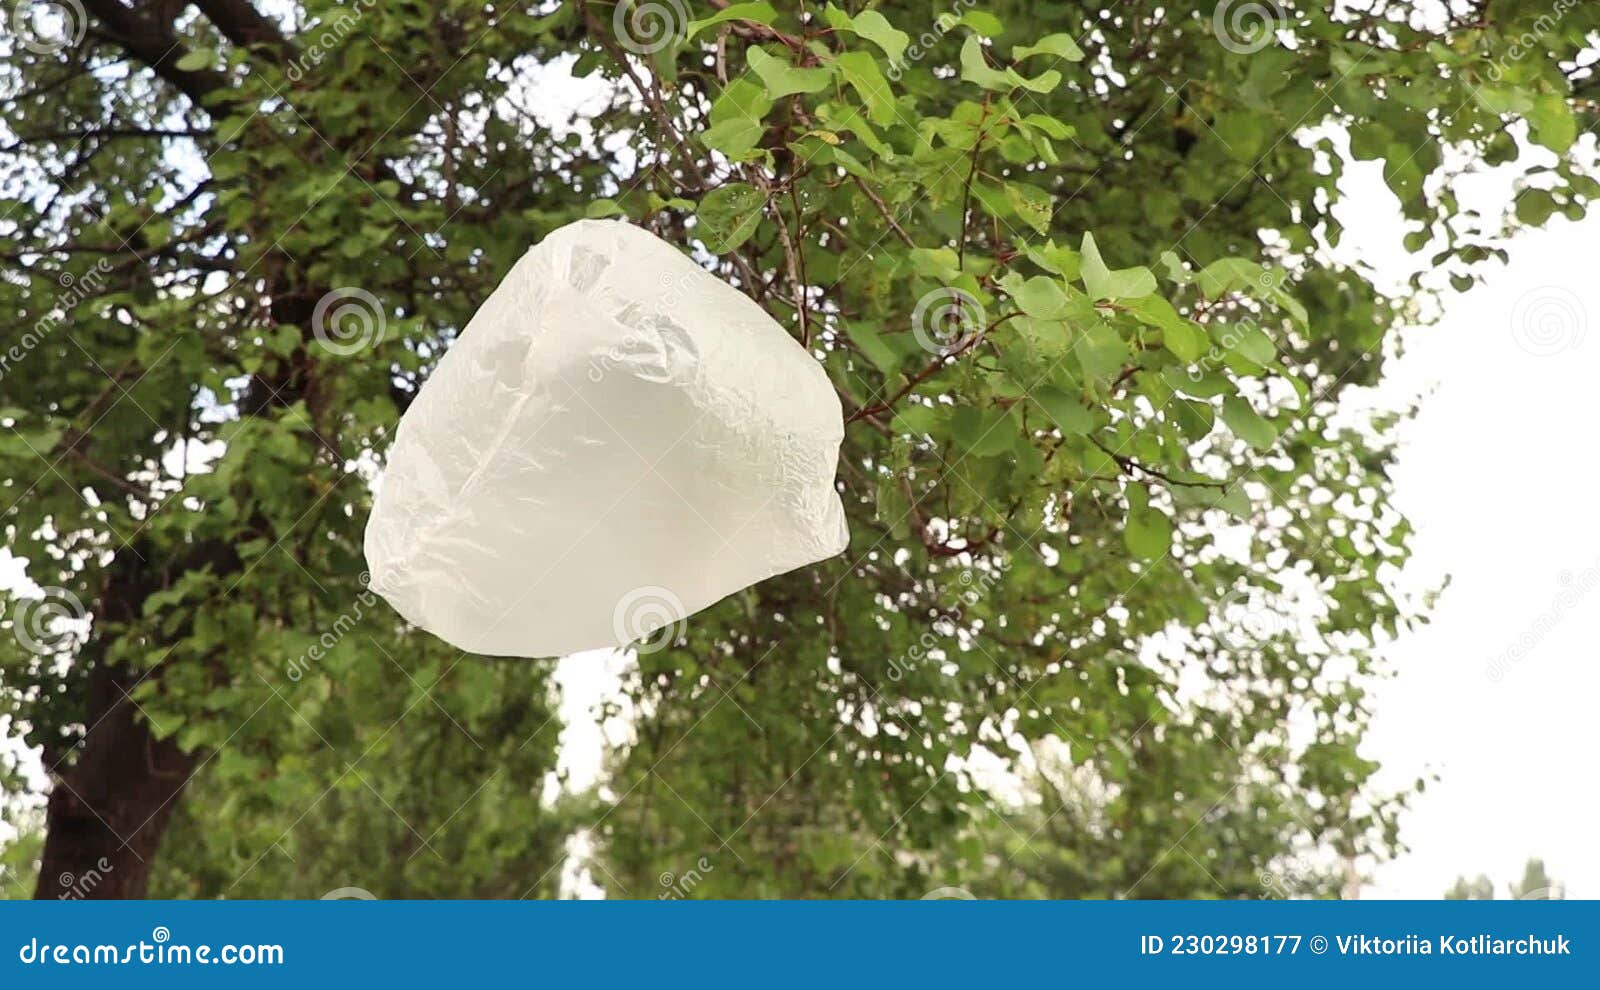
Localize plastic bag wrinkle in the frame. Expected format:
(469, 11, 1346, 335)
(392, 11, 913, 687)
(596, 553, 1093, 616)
(365, 219, 848, 658)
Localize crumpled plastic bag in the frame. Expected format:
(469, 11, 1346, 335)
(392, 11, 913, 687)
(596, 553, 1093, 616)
(364, 219, 849, 658)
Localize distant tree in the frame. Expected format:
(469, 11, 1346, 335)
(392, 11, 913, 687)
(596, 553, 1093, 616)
(1510, 858, 1565, 900)
(1446, 858, 1565, 900)
(1445, 874, 1496, 900)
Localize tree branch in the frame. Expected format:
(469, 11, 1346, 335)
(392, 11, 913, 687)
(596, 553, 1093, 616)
(79, 0, 230, 106)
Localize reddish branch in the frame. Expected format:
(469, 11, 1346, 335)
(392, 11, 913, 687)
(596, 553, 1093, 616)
(847, 313, 1020, 423)
(1090, 437, 1232, 491)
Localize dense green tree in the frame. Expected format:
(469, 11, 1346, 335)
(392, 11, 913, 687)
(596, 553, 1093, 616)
(2, 0, 1595, 898)
(1, 0, 592, 897)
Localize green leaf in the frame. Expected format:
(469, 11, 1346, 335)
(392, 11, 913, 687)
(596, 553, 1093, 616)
(1167, 367, 1231, 398)
(1220, 396, 1277, 450)
(1024, 240, 1081, 279)
(1021, 113, 1074, 140)
(747, 47, 833, 98)
(1012, 276, 1069, 319)
(175, 49, 214, 72)
(1262, 275, 1309, 327)
(1122, 294, 1201, 363)
(906, 252, 960, 289)
(1526, 93, 1576, 153)
(714, 77, 774, 122)
(585, 199, 624, 219)
(849, 10, 910, 66)
(1032, 385, 1094, 435)
(958, 10, 1004, 36)
(1171, 481, 1248, 517)
(1125, 508, 1173, 560)
(696, 183, 768, 253)
(646, 193, 694, 213)
(959, 37, 1011, 91)
(1080, 232, 1156, 300)
(1143, 188, 1181, 227)
(700, 77, 773, 157)
(952, 406, 1015, 456)
(1170, 398, 1215, 442)
(1006, 182, 1053, 234)
(846, 321, 900, 374)
(1013, 66, 1061, 93)
(836, 51, 898, 127)
(1075, 323, 1129, 380)
(1166, 321, 1207, 364)
(1014, 34, 1084, 62)
(684, 2, 777, 41)
(1196, 257, 1264, 299)
(700, 118, 763, 157)
(1224, 323, 1276, 365)
(1474, 84, 1531, 115)
(1213, 112, 1266, 162)
(1159, 251, 1192, 284)
(891, 402, 939, 436)
(817, 103, 895, 159)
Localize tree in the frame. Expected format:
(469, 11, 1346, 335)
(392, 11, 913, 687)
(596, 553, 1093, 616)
(1445, 874, 1496, 900)
(1446, 858, 1565, 900)
(1511, 859, 1564, 900)
(2, 1, 1595, 898)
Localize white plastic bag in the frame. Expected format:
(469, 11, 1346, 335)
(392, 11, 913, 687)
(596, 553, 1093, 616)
(364, 219, 849, 658)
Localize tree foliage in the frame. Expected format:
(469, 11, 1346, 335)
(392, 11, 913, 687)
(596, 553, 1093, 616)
(1446, 858, 1565, 900)
(1, 0, 1595, 898)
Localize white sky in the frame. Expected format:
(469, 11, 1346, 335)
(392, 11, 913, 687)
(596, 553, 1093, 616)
(1363, 297, 1598, 897)
(1348, 189, 1600, 900)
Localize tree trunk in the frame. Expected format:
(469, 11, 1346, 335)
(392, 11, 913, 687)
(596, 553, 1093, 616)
(34, 658, 198, 899)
